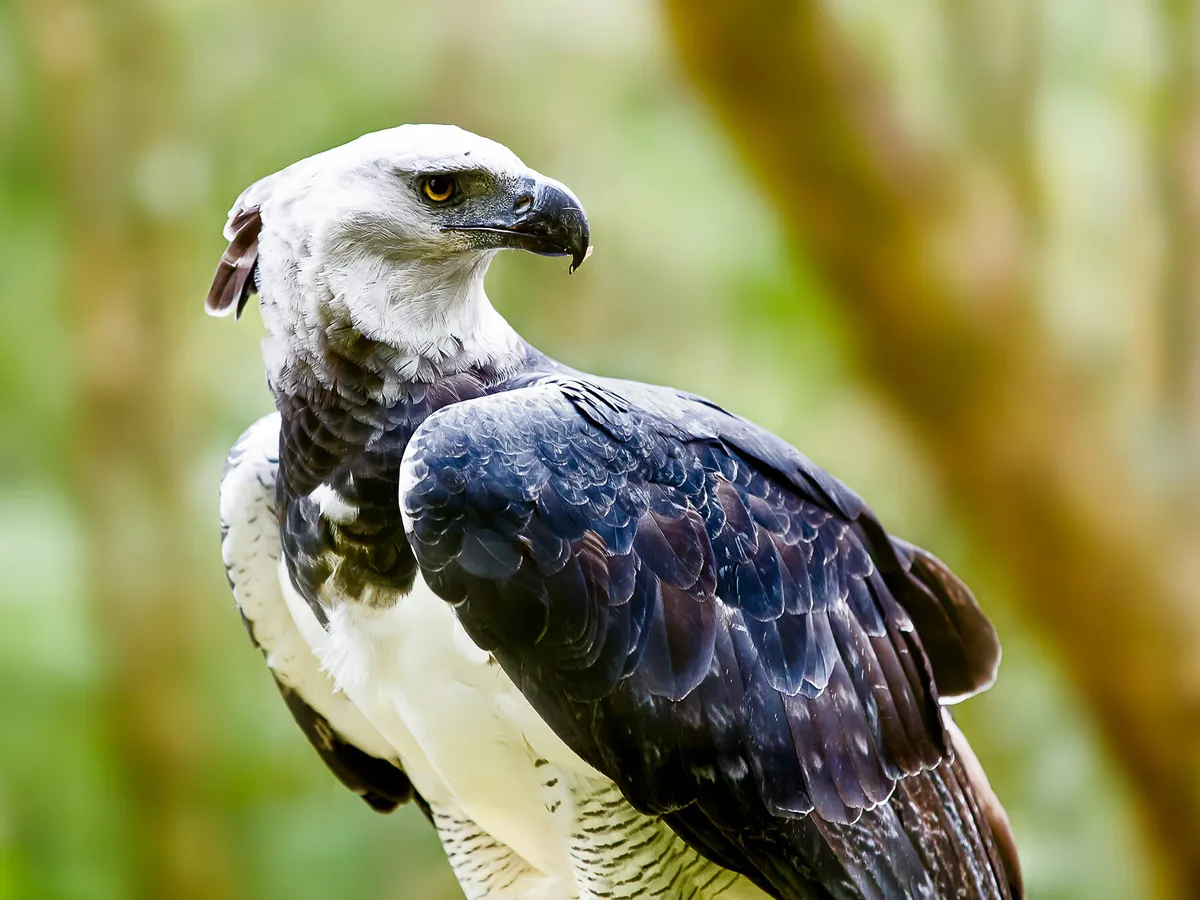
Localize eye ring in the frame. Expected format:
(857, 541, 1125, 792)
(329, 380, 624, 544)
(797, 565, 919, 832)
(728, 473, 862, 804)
(422, 175, 456, 203)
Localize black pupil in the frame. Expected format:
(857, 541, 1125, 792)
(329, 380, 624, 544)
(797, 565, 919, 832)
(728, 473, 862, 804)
(429, 177, 452, 198)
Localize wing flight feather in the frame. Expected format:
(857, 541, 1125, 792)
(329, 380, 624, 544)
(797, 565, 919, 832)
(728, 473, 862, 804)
(401, 378, 1018, 898)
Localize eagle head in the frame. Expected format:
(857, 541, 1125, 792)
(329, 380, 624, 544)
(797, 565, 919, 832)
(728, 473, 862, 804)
(205, 125, 589, 387)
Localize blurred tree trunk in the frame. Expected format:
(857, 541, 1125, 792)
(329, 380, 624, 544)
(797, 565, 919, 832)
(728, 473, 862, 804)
(662, 1, 1200, 896)
(23, 2, 231, 898)
(1159, 0, 1200, 512)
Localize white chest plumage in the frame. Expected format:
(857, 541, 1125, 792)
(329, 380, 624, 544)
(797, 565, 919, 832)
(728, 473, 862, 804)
(289, 566, 582, 872)
(281, 564, 763, 900)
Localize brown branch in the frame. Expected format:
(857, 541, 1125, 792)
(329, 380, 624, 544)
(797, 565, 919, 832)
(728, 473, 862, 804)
(662, 1, 1200, 895)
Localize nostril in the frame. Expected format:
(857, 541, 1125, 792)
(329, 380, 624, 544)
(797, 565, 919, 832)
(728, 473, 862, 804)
(513, 192, 534, 214)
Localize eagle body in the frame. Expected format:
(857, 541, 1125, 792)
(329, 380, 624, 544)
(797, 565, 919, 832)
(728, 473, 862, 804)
(223, 405, 764, 900)
(211, 125, 1021, 899)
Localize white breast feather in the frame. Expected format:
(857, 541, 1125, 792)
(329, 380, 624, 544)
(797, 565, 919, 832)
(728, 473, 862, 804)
(219, 413, 396, 760)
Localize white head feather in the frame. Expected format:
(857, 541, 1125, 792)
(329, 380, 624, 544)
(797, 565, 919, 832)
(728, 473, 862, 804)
(213, 125, 587, 401)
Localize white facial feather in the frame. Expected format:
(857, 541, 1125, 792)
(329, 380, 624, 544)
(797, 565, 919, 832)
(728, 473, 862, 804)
(231, 125, 542, 397)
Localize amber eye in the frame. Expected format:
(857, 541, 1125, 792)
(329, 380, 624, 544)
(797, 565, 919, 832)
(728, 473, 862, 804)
(422, 175, 456, 203)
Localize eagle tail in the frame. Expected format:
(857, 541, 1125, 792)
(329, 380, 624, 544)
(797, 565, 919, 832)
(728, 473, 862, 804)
(809, 712, 1022, 900)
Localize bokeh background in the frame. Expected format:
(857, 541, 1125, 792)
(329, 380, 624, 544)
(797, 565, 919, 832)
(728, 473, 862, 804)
(3, 1, 1199, 898)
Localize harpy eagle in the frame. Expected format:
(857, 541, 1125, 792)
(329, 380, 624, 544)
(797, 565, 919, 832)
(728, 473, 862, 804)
(210, 125, 1022, 900)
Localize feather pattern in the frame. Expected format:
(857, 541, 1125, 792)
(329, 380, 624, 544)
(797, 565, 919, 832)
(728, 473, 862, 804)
(402, 376, 1016, 898)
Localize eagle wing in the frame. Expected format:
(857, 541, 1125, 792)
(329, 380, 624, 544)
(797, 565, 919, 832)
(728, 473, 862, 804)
(220, 414, 418, 813)
(401, 378, 1018, 898)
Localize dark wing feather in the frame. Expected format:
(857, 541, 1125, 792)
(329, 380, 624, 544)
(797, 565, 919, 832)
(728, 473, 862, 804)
(274, 679, 418, 814)
(670, 388, 1001, 702)
(889, 538, 1001, 700)
(402, 379, 1017, 898)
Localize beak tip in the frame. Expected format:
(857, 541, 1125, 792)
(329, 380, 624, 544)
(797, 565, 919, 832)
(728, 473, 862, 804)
(569, 244, 593, 274)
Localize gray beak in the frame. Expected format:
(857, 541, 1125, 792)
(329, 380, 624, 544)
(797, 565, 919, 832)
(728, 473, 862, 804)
(443, 176, 591, 273)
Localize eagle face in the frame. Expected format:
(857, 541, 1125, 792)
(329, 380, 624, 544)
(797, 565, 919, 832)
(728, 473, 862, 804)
(212, 126, 1022, 900)
(260, 124, 586, 263)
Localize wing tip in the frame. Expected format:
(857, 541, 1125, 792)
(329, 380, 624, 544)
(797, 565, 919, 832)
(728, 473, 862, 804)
(892, 537, 1003, 702)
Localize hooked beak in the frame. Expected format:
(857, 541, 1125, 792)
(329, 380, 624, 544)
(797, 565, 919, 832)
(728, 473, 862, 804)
(442, 176, 591, 273)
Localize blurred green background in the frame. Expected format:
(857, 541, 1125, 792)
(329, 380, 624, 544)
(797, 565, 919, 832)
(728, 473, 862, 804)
(2, 1, 1198, 898)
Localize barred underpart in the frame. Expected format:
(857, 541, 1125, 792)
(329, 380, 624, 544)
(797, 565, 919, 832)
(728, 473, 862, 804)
(569, 781, 757, 900)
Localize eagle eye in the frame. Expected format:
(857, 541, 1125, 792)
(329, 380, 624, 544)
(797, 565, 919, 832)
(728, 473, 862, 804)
(421, 175, 457, 203)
